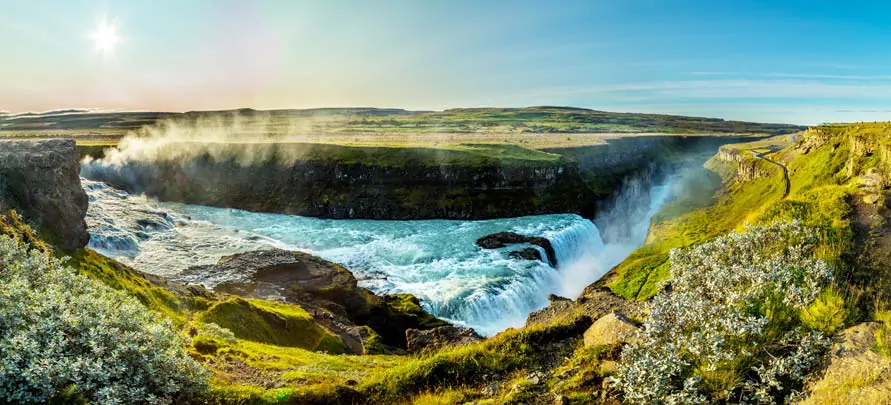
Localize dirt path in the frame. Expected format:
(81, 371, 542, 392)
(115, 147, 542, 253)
(752, 150, 791, 198)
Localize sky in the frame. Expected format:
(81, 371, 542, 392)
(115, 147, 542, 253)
(3, 0, 891, 124)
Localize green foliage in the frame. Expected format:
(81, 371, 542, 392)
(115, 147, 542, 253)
(359, 317, 589, 403)
(800, 288, 850, 334)
(614, 222, 833, 403)
(197, 297, 347, 354)
(608, 164, 786, 300)
(67, 248, 197, 324)
(0, 235, 208, 403)
(0, 210, 48, 251)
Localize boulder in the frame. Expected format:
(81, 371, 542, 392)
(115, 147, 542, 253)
(405, 325, 483, 353)
(583, 311, 639, 348)
(800, 322, 891, 405)
(508, 247, 544, 262)
(476, 232, 558, 265)
(0, 139, 89, 251)
(191, 249, 449, 350)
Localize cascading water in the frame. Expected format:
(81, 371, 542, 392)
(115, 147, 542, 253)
(82, 170, 674, 335)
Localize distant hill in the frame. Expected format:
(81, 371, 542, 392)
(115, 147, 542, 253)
(0, 106, 805, 136)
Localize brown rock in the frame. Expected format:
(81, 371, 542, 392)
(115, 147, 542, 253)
(405, 325, 483, 353)
(0, 139, 89, 251)
(801, 322, 891, 405)
(476, 232, 557, 265)
(583, 311, 639, 348)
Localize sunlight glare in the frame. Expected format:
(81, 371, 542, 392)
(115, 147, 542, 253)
(91, 19, 121, 54)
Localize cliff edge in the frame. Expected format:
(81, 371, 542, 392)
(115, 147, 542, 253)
(0, 139, 89, 251)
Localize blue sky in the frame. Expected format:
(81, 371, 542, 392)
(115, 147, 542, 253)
(3, 0, 891, 124)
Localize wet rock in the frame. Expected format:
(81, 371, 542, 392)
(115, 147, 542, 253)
(583, 311, 639, 348)
(476, 232, 558, 265)
(211, 249, 363, 312)
(508, 247, 543, 262)
(548, 294, 571, 303)
(193, 249, 448, 350)
(405, 325, 483, 353)
(0, 139, 89, 251)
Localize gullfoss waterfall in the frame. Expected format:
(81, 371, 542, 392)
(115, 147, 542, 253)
(83, 174, 673, 335)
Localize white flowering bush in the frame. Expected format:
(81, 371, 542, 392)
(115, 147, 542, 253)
(613, 221, 833, 404)
(0, 236, 208, 404)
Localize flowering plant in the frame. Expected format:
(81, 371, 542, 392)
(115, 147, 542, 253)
(613, 221, 833, 404)
(0, 236, 208, 404)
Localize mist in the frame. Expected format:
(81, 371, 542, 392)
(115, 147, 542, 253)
(554, 165, 708, 299)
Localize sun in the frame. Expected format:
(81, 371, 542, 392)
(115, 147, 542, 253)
(90, 19, 122, 54)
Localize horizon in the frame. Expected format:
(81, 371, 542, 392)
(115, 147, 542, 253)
(5, 1, 891, 125)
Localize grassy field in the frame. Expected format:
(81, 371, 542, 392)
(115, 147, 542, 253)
(0, 106, 801, 147)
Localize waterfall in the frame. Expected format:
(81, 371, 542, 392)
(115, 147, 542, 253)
(547, 219, 605, 266)
(81, 171, 676, 336)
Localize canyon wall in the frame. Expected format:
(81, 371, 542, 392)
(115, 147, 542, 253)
(81, 136, 752, 220)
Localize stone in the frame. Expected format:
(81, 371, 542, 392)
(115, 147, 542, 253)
(864, 193, 881, 205)
(476, 232, 558, 265)
(207, 249, 364, 312)
(185, 248, 448, 350)
(800, 322, 891, 405)
(508, 247, 543, 262)
(481, 382, 500, 397)
(583, 311, 639, 348)
(405, 325, 484, 353)
(0, 139, 89, 251)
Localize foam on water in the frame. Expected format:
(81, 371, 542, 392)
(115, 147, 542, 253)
(83, 174, 672, 335)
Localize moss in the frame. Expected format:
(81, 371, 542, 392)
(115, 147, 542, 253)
(0, 210, 48, 251)
(605, 128, 860, 301)
(66, 248, 195, 324)
(197, 297, 347, 354)
(358, 317, 590, 403)
(383, 293, 447, 330)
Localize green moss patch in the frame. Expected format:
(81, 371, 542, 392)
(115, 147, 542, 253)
(197, 297, 347, 354)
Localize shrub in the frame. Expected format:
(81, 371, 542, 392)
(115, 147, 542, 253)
(613, 221, 833, 404)
(0, 236, 208, 404)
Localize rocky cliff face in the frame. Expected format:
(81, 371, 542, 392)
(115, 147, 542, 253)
(81, 136, 747, 221)
(82, 145, 597, 220)
(714, 145, 774, 182)
(0, 140, 89, 251)
(179, 249, 452, 352)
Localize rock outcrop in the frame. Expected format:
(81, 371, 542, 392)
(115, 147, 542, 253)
(582, 312, 639, 348)
(81, 142, 598, 220)
(801, 322, 891, 404)
(0, 139, 89, 251)
(182, 249, 449, 351)
(405, 325, 484, 353)
(476, 232, 558, 265)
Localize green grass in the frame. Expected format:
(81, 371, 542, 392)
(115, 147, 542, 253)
(67, 248, 204, 325)
(357, 317, 589, 404)
(605, 126, 859, 301)
(197, 297, 347, 353)
(2, 106, 803, 137)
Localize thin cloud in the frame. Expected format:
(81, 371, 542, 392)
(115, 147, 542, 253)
(689, 71, 891, 81)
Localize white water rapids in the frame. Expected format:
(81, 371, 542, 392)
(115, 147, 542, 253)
(83, 175, 673, 335)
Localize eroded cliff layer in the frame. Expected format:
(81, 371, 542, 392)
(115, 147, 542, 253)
(0, 139, 89, 251)
(81, 137, 751, 220)
(83, 142, 599, 219)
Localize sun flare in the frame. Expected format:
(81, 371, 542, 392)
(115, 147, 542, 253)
(90, 19, 121, 54)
